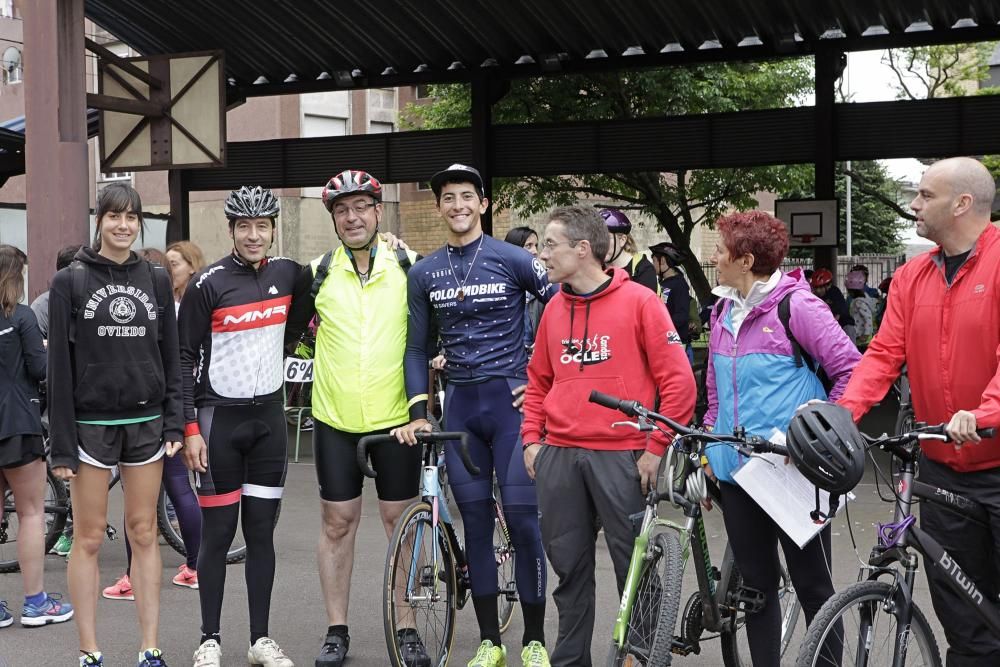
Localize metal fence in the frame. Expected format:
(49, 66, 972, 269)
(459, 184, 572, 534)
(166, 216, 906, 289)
(699, 254, 906, 293)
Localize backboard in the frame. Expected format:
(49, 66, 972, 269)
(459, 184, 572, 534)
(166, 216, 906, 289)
(774, 199, 838, 247)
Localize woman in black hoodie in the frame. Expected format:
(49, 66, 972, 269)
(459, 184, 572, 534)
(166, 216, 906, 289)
(0, 244, 73, 630)
(48, 183, 183, 667)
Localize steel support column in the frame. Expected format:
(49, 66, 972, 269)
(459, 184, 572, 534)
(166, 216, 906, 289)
(813, 48, 844, 273)
(167, 169, 190, 244)
(470, 75, 493, 235)
(22, 0, 89, 298)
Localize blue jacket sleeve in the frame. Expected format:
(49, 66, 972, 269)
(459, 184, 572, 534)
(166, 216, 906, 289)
(512, 249, 555, 303)
(404, 267, 433, 421)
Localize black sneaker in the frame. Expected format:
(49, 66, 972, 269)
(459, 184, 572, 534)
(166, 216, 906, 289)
(315, 632, 349, 667)
(397, 628, 431, 667)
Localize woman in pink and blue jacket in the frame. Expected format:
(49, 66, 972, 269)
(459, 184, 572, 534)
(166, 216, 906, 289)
(703, 211, 860, 667)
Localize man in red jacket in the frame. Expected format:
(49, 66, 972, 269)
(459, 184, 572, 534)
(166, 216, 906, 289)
(838, 157, 1000, 667)
(522, 204, 695, 666)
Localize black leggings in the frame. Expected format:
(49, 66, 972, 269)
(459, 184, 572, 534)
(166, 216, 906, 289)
(198, 496, 280, 643)
(720, 482, 842, 667)
(195, 404, 287, 644)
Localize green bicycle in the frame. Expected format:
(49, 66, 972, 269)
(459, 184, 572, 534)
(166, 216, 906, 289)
(590, 390, 801, 667)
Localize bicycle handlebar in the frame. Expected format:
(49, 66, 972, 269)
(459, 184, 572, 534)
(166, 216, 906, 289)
(588, 390, 788, 458)
(865, 423, 996, 461)
(356, 432, 477, 479)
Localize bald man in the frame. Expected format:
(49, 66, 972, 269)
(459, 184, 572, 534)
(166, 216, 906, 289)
(839, 157, 1000, 666)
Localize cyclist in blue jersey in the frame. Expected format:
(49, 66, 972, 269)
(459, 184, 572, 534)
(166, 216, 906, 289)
(395, 164, 555, 667)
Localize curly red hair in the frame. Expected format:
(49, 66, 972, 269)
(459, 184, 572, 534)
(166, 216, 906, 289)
(716, 210, 789, 275)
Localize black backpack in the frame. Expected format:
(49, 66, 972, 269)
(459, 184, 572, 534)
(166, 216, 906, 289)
(68, 259, 170, 343)
(310, 246, 413, 300)
(713, 292, 833, 391)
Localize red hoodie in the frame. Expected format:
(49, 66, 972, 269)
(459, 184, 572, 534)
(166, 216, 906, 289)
(838, 223, 1000, 472)
(522, 268, 695, 456)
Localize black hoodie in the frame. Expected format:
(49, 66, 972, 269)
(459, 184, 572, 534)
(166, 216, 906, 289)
(47, 247, 183, 471)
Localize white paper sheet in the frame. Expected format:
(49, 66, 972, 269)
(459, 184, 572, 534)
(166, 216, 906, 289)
(731, 431, 853, 548)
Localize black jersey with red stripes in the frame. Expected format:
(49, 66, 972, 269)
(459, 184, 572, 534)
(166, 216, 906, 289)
(177, 253, 304, 427)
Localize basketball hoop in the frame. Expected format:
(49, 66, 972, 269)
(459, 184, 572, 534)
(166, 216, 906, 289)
(793, 234, 814, 245)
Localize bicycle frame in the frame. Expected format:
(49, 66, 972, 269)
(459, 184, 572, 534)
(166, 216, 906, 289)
(611, 452, 729, 651)
(861, 444, 1000, 666)
(401, 444, 469, 608)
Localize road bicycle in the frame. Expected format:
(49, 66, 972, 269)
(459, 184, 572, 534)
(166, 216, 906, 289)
(590, 390, 801, 667)
(795, 422, 997, 667)
(357, 431, 517, 666)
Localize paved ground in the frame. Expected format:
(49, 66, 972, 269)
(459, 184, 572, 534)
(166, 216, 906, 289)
(1, 398, 948, 666)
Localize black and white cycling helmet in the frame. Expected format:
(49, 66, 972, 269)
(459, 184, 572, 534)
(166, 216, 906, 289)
(322, 169, 383, 211)
(224, 186, 280, 222)
(787, 402, 866, 494)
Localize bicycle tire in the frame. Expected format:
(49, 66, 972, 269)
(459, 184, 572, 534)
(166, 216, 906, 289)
(383, 501, 457, 667)
(894, 407, 915, 438)
(794, 580, 941, 667)
(494, 500, 517, 634)
(156, 487, 281, 565)
(607, 531, 683, 667)
(718, 544, 801, 666)
(0, 469, 68, 573)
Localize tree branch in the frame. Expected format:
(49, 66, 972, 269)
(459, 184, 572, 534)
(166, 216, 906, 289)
(844, 168, 916, 221)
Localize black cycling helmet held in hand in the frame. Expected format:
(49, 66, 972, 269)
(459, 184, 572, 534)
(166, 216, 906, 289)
(223, 186, 280, 222)
(787, 401, 866, 495)
(322, 169, 383, 211)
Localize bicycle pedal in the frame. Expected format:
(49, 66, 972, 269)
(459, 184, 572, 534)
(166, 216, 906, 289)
(671, 638, 699, 656)
(732, 585, 766, 615)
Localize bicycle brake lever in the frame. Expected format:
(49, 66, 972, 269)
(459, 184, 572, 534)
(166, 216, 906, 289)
(612, 420, 655, 432)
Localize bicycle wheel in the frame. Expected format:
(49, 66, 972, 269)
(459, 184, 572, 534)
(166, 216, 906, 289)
(719, 545, 801, 666)
(795, 580, 941, 667)
(156, 487, 281, 565)
(284, 381, 312, 427)
(494, 500, 517, 634)
(383, 501, 457, 667)
(607, 531, 683, 667)
(0, 470, 69, 573)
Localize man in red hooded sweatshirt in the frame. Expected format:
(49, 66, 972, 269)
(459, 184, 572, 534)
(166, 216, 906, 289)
(838, 157, 1000, 667)
(522, 204, 695, 666)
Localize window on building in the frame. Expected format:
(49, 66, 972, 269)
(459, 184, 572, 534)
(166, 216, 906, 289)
(302, 113, 348, 198)
(100, 170, 132, 182)
(415, 84, 431, 99)
(2, 46, 21, 85)
(369, 120, 394, 134)
(0, 1, 15, 19)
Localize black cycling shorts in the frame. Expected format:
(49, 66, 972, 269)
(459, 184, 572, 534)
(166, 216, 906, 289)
(314, 419, 421, 503)
(195, 403, 287, 507)
(77, 417, 164, 469)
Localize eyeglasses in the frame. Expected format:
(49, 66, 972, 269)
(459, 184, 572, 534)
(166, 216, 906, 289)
(332, 201, 378, 218)
(541, 239, 578, 251)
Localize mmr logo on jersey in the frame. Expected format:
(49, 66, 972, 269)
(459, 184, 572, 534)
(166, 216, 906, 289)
(223, 305, 287, 326)
(213, 296, 291, 332)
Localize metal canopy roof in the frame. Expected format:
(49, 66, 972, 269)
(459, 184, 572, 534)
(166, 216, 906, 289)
(84, 0, 1000, 100)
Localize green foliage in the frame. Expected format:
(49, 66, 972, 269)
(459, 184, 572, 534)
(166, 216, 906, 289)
(402, 61, 815, 302)
(837, 161, 906, 254)
(882, 43, 997, 100)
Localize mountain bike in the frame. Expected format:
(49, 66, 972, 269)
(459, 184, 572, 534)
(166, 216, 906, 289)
(358, 431, 517, 666)
(795, 422, 997, 667)
(590, 390, 801, 667)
